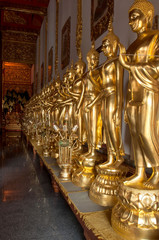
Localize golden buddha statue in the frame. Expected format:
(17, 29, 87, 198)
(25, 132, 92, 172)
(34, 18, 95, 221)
(82, 43, 102, 165)
(72, 43, 103, 188)
(67, 54, 86, 153)
(112, 1, 159, 239)
(58, 64, 76, 133)
(118, 0, 159, 189)
(89, 22, 126, 207)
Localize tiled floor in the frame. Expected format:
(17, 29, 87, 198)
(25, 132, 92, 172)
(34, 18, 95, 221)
(0, 132, 85, 240)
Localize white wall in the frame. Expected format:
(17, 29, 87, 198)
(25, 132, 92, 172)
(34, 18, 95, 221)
(35, 0, 159, 156)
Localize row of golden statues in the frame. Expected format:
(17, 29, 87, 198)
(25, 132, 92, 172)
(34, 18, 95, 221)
(22, 0, 159, 239)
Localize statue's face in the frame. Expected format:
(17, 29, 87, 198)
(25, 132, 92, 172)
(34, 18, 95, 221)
(75, 63, 83, 77)
(129, 9, 147, 33)
(87, 53, 99, 70)
(102, 39, 113, 57)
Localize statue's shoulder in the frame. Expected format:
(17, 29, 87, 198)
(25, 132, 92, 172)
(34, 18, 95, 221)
(102, 57, 118, 69)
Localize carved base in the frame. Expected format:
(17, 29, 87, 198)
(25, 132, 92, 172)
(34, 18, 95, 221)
(111, 184, 159, 240)
(72, 166, 96, 188)
(59, 166, 72, 181)
(89, 166, 127, 207)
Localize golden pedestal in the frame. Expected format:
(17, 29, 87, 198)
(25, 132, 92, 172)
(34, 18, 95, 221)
(72, 150, 104, 188)
(72, 165, 96, 188)
(89, 166, 127, 207)
(111, 183, 159, 240)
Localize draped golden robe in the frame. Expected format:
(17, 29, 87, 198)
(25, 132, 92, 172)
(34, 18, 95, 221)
(126, 30, 159, 168)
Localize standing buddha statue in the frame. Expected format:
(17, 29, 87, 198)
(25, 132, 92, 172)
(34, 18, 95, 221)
(112, 1, 159, 239)
(72, 42, 103, 188)
(89, 21, 126, 207)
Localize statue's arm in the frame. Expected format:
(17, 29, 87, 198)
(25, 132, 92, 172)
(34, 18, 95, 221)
(118, 43, 131, 70)
(115, 61, 124, 125)
(85, 92, 103, 112)
(76, 80, 85, 112)
(67, 87, 80, 99)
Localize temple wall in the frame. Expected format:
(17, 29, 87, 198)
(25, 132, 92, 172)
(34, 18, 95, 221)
(35, 0, 159, 156)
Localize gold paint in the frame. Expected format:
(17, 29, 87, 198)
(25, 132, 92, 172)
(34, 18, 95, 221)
(112, 0, 159, 239)
(118, 0, 159, 190)
(89, 20, 126, 206)
(72, 43, 103, 188)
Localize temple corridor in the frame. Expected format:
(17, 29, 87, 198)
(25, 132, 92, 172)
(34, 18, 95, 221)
(0, 132, 85, 240)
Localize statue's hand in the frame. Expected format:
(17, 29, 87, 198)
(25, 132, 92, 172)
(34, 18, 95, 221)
(118, 43, 130, 70)
(113, 109, 121, 126)
(118, 42, 126, 55)
(84, 105, 90, 113)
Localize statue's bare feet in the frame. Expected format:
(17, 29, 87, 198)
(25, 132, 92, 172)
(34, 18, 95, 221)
(83, 152, 100, 167)
(123, 172, 147, 189)
(79, 151, 91, 161)
(98, 154, 114, 169)
(144, 172, 159, 189)
(111, 157, 124, 169)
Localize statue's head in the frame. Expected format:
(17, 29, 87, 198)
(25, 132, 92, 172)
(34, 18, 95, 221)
(87, 42, 99, 70)
(68, 62, 76, 83)
(102, 20, 119, 57)
(74, 53, 86, 78)
(129, 0, 154, 32)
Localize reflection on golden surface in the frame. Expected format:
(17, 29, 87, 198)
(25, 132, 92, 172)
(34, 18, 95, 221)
(112, 0, 159, 239)
(89, 21, 126, 206)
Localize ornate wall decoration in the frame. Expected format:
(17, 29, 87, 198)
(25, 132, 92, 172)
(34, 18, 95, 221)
(41, 62, 44, 89)
(2, 40, 36, 64)
(76, 0, 82, 58)
(48, 47, 53, 82)
(2, 31, 37, 43)
(4, 62, 31, 84)
(61, 17, 71, 70)
(91, 0, 114, 40)
(2, 62, 32, 98)
(4, 10, 27, 25)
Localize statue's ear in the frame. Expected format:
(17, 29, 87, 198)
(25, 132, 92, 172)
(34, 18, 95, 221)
(147, 10, 153, 26)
